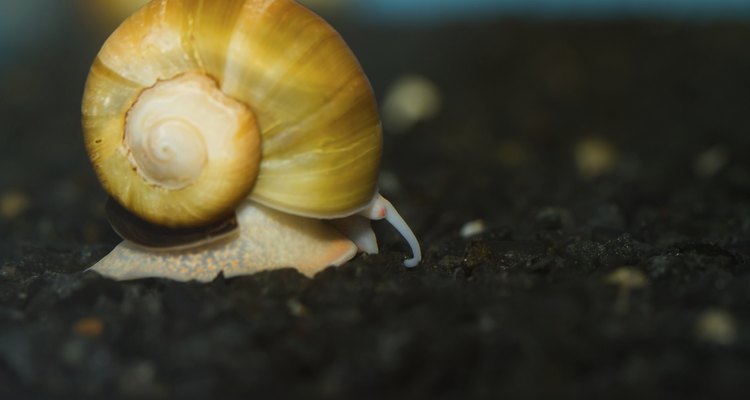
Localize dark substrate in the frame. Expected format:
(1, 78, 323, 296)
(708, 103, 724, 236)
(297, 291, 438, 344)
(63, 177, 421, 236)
(1, 18, 750, 399)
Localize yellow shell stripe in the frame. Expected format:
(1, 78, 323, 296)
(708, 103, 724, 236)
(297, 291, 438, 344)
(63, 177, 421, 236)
(223, 0, 381, 217)
(83, 0, 381, 222)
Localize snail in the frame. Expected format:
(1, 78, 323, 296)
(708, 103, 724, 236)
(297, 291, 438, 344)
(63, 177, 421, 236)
(82, 0, 421, 282)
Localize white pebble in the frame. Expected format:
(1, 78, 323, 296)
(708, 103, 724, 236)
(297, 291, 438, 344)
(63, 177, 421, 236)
(693, 146, 729, 178)
(695, 309, 737, 345)
(460, 219, 486, 238)
(381, 75, 442, 134)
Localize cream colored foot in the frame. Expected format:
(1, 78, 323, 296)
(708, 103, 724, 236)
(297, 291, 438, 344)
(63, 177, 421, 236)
(90, 201, 358, 281)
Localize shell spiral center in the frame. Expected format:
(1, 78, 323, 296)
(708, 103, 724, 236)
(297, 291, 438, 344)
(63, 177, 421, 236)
(124, 73, 252, 190)
(130, 118, 208, 189)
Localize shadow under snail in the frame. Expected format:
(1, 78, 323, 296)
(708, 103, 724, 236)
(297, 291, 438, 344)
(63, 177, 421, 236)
(82, 0, 421, 282)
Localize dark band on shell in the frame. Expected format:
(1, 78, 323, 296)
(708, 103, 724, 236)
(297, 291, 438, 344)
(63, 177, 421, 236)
(105, 197, 239, 251)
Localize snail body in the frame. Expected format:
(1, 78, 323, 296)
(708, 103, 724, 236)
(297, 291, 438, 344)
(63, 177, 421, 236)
(83, 0, 420, 281)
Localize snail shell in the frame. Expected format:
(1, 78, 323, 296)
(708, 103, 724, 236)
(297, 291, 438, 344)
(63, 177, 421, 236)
(83, 0, 381, 228)
(83, 0, 420, 281)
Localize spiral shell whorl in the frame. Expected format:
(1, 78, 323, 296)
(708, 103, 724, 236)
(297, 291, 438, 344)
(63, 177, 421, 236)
(125, 74, 215, 190)
(128, 118, 208, 189)
(86, 71, 261, 228)
(83, 0, 382, 227)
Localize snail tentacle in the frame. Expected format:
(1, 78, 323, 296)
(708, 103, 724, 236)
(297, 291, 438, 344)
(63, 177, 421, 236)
(330, 216, 379, 254)
(360, 194, 422, 268)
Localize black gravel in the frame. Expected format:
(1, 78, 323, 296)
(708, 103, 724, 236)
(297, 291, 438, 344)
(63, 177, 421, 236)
(1, 17, 750, 399)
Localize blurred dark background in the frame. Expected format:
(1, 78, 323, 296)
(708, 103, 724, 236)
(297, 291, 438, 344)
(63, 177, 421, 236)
(2, 1, 750, 398)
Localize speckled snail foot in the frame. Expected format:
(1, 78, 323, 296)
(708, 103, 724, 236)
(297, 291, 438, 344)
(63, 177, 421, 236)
(82, 0, 421, 281)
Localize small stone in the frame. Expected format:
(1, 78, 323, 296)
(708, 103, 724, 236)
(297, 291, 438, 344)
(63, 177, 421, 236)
(381, 75, 442, 133)
(287, 298, 308, 317)
(460, 219, 486, 238)
(573, 136, 618, 179)
(0, 190, 29, 219)
(694, 145, 729, 178)
(605, 267, 648, 289)
(605, 267, 648, 313)
(695, 309, 737, 345)
(73, 317, 105, 338)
